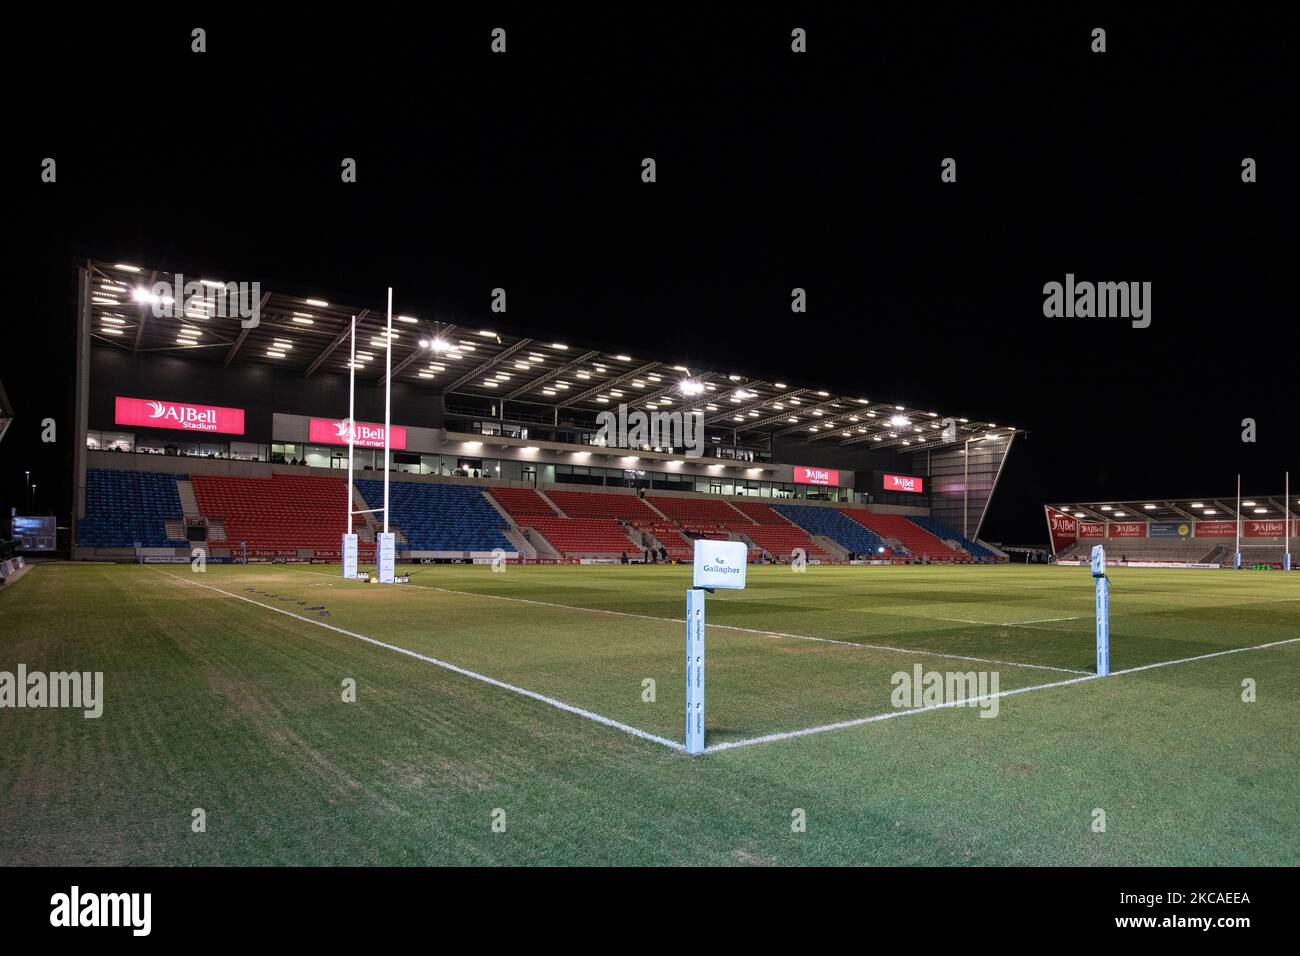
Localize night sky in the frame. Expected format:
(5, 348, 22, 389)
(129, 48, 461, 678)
(5, 8, 1294, 546)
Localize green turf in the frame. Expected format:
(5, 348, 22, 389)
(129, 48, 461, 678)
(2, 561, 1297, 865)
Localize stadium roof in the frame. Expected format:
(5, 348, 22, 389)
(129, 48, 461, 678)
(1051, 498, 1298, 522)
(85, 259, 1018, 451)
(0, 377, 12, 445)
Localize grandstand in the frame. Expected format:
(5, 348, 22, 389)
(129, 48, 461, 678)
(69, 258, 1020, 564)
(1046, 500, 1296, 569)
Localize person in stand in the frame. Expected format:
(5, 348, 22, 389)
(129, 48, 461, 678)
(620, 552, 628, 565)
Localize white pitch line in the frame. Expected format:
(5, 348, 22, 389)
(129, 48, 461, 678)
(706, 635, 1300, 753)
(390, 579, 1089, 675)
(936, 616, 1080, 627)
(149, 568, 684, 752)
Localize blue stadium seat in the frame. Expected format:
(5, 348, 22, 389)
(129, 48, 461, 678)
(770, 503, 886, 555)
(908, 515, 996, 559)
(356, 480, 512, 552)
(80, 469, 188, 547)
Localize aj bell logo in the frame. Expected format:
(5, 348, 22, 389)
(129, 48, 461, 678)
(50, 886, 151, 936)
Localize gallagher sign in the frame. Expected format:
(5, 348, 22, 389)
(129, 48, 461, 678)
(692, 539, 748, 590)
(115, 396, 245, 435)
(308, 418, 407, 450)
(794, 466, 839, 487)
(883, 473, 924, 494)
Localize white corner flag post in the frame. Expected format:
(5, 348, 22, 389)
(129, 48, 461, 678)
(377, 288, 396, 584)
(342, 314, 359, 579)
(1091, 543, 1110, 676)
(1234, 474, 1243, 570)
(686, 539, 748, 755)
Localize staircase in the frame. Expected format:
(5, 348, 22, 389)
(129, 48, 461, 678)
(176, 479, 200, 516)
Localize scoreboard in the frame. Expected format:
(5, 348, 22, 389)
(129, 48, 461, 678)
(11, 515, 56, 551)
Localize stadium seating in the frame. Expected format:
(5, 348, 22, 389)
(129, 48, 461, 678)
(771, 503, 886, 556)
(357, 479, 512, 552)
(489, 487, 558, 519)
(908, 515, 995, 559)
(729, 500, 796, 525)
(844, 510, 962, 561)
(545, 489, 661, 522)
(80, 469, 188, 547)
(740, 525, 830, 561)
(193, 474, 361, 557)
(646, 496, 751, 528)
(521, 516, 638, 557)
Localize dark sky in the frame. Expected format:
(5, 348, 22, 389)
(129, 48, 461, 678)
(4, 8, 1295, 546)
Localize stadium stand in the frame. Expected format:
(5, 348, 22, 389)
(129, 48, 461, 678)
(488, 486, 559, 519)
(193, 474, 363, 557)
(357, 479, 513, 553)
(845, 510, 963, 561)
(80, 469, 188, 547)
(545, 489, 661, 522)
(729, 499, 797, 525)
(771, 503, 886, 557)
(739, 525, 830, 561)
(520, 516, 639, 557)
(908, 515, 995, 559)
(646, 496, 751, 529)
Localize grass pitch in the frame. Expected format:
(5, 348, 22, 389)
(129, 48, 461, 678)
(2, 561, 1298, 865)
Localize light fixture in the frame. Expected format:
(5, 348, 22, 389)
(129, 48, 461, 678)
(305, 298, 329, 307)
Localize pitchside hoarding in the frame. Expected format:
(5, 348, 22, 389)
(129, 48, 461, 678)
(794, 466, 839, 487)
(115, 396, 245, 435)
(308, 418, 408, 450)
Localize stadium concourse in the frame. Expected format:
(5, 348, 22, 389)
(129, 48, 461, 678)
(71, 259, 1020, 566)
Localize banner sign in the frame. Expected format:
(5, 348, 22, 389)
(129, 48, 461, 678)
(1244, 519, 1287, 537)
(1149, 521, 1193, 538)
(309, 418, 408, 450)
(794, 466, 839, 487)
(882, 473, 924, 494)
(1195, 521, 1236, 537)
(1079, 522, 1105, 539)
(115, 396, 245, 435)
(1108, 522, 1147, 538)
(1045, 508, 1078, 554)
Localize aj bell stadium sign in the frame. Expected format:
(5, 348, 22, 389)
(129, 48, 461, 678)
(308, 418, 407, 450)
(114, 397, 245, 435)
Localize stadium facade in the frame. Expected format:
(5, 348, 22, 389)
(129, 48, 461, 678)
(71, 260, 1022, 565)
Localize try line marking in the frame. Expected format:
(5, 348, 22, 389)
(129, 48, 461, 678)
(317, 570, 1090, 676)
(706, 636, 1300, 753)
(149, 568, 684, 753)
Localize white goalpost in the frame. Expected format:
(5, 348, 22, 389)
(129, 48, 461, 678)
(341, 314, 359, 578)
(376, 288, 397, 583)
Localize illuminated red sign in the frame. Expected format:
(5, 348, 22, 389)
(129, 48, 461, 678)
(1045, 508, 1078, 554)
(794, 466, 839, 487)
(1079, 523, 1106, 538)
(309, 418, 407, 450)
(1244, 520, 1287, 538)
(115, 396, 245, 435)
(883, 473, 924, 494)
(1108, 522, 1147, 538)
